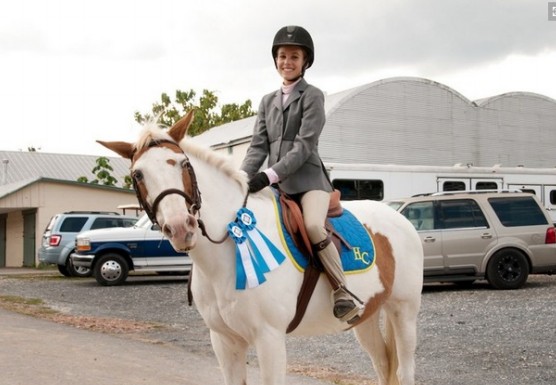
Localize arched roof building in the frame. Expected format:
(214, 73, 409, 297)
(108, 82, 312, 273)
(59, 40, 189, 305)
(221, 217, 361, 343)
(194, 77, 556, 169)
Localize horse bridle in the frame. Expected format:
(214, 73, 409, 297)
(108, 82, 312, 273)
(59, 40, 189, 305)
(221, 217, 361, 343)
(130, 139, 235, 244)
(131, 139, 202, 227)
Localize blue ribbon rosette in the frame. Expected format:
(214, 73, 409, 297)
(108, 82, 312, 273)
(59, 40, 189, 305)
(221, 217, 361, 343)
(227, 208, 286, 289)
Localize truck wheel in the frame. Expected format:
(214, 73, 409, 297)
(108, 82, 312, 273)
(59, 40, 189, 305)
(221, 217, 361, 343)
(486, 249, 529, 290)
(94, 253, 129, 286)
(66, 253, 92, 278)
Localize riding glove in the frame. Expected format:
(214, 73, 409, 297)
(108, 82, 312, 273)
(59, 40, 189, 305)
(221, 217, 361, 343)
(248, 172, 270, 193)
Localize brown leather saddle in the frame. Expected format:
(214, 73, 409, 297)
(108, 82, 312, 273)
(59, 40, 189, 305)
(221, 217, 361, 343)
(278, 189, 352, 333)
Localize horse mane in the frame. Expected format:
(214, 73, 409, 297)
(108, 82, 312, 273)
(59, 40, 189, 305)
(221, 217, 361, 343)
(136, 120, 248, 187)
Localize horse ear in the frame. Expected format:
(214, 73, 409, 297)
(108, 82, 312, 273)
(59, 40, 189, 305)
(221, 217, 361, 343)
(96, 140, 135, 160)
(168, 110, 195, 143)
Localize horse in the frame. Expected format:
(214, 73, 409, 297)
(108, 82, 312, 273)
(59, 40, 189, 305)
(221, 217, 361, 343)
(98, 111, 424, 385)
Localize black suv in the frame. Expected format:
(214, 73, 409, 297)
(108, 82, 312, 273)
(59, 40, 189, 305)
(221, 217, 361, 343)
(38, 211, 138, 277)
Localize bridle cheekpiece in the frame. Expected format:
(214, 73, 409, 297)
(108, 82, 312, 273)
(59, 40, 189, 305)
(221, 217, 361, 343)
(131, 139, 202, 227)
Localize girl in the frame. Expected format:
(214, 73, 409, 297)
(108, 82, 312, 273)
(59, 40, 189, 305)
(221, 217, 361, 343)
(241, 25, 360, 323)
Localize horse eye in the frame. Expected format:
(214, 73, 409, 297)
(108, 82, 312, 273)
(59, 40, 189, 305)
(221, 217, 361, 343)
(180, 159, 188, 169)
(133, 170, 144, 181)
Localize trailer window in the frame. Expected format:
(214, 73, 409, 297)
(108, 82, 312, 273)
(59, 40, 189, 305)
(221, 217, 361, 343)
(332, 179, 384, 201)
(550, 190, 556, 205)
(442, 181, 466, 191)
(475, 181, 499, 190)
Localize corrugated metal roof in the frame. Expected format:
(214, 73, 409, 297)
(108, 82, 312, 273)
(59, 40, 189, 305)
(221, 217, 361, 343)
(192, 116, 257, 148)
(0, 151, 131, 186)
(194, 76, 556, 169)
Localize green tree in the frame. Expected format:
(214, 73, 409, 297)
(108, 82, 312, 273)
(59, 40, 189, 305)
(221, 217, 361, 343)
(80, 88, 254, 188)
(78, 157, 119, 187)
(134, 89, 255, 136)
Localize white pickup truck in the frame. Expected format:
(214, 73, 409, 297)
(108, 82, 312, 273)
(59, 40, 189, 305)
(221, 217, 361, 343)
(71, 214, 191, 286)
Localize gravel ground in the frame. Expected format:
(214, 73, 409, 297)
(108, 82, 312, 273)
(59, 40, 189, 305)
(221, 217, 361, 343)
(0, 271, 555, 385)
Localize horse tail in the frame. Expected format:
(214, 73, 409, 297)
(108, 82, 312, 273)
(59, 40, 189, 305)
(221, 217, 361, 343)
(384, 313, 400, 385)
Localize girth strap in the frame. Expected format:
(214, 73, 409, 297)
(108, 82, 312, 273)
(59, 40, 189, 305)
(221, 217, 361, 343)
(286, 264, 320, 333)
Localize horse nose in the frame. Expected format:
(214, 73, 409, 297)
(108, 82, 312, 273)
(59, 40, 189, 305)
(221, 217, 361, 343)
(186, 214, 197, 229)
(161, 214, 198, 250)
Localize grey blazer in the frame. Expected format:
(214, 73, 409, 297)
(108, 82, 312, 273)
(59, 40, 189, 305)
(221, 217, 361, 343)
(241, 78, 333, 195)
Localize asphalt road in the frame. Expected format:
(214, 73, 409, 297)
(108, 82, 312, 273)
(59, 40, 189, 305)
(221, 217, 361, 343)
(0, 271, 331, 385)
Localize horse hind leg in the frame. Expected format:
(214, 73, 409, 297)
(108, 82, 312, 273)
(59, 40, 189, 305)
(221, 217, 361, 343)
(384, 300, 420, 385)
(210, 330, 249, 385)
(353, 312, 391, 385)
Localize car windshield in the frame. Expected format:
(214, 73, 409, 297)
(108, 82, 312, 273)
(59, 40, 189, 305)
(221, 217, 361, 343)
(135, 214, 153, 228)
(386, 201, 405, 211)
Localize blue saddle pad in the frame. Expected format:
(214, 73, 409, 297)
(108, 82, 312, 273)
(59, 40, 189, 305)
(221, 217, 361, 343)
(271, 193, 375, 274)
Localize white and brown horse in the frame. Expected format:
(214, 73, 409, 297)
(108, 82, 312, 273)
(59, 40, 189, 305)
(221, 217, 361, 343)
(99, 111, 423, 385)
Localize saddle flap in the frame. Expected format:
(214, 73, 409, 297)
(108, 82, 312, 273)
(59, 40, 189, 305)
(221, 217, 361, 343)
(279, 189, 346, 258)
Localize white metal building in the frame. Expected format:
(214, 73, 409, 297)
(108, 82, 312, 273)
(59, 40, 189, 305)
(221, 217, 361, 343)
(192, 77, 556, 218)
(193, 77, 556, 169)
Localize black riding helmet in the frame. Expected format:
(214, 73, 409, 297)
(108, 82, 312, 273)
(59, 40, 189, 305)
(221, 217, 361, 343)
(272, 25, 314, 70)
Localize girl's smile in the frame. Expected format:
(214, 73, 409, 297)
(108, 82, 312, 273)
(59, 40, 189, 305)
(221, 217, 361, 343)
(275, 46, 306, 85)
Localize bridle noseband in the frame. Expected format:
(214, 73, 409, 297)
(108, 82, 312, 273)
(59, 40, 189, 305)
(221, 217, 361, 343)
(130, 138, 236, 245)
(131, 139, 202, 227)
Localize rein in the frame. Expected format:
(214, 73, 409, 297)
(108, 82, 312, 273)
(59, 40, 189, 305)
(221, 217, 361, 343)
(198, 193, 249, 244)
(131, 138, 249, 245)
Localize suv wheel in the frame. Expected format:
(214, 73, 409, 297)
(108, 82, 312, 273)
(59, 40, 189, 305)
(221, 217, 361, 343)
(65, 252, 93, 278)
(94, 253, 129, 286)
(486, 249, 529, 290)
(57, 263, 72, 277)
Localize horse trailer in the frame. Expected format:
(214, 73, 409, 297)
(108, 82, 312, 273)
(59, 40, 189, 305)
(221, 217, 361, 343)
(326, 162, 556, 222)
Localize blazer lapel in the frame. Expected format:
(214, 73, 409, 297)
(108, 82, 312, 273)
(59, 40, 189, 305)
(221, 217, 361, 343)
(272, 90, 282, 111)
(283, 79, 307, 111)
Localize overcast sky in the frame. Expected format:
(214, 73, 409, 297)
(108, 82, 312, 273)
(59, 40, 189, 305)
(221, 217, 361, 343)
(2, 0, 555, 156)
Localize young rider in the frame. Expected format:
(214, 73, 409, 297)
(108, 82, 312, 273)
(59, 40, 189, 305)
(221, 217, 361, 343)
(241, 25, 359, 323)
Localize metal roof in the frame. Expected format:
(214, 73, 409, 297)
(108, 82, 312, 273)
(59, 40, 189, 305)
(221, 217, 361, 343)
(0, 150, 131, 187)
(193, 76, 556, 169)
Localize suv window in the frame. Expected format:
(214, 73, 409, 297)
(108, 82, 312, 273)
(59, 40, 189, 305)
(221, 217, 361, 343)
(488, 196, 549, 227)
(90, 217, 134, 230)
(401, 202, 435, 231)
(438, 199, 488, 229)
(59, 217, 89, 232)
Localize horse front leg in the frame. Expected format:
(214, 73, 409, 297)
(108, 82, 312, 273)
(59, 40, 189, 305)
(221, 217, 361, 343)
(254, 329, 287, 385)
(210, 329, 249, 385)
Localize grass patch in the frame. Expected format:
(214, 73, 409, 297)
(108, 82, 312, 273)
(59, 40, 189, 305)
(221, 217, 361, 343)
(0, 294, 164, 334)
(0, 295, 57, 316)
(288, 365, 377, 385)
